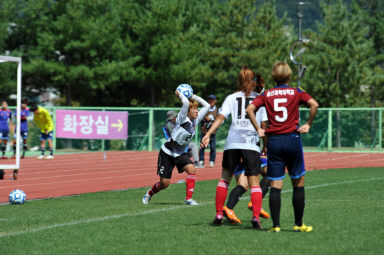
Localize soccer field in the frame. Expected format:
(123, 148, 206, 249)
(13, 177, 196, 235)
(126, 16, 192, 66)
(0, 167, 383, 255)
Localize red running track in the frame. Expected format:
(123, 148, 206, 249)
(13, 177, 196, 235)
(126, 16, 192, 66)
(0, 151, 383, 202)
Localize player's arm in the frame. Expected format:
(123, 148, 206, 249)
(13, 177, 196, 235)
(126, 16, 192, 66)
(261, 120, 268, 154)
(200, 114, 225, 148)
(298, 98, 319, 134)
(194, 95, 210, 122)
(175, 91, 189, 123)
(246, 97, 266, 138)
(44, 110, 54, 134)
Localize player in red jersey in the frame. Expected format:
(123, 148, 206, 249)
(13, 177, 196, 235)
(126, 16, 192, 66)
(246, 61, 319, 232)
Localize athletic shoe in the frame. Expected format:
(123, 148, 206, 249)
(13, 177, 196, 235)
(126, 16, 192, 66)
(248, 201, 253, 210)
(252, 217, 262, 229)
(260, 208, 270, 219)
(213, 213, 223, 225)
(209, 161, 215, 167)
(185, 199, 198, 205)
(46, 155, 54, 159)
(21, 155, 25, 159)
(37, 155, 44, 160)
(1, 156, 8, 160)
(194, 162, 204, 168)
(142, 189, 152, 205)
(293, 224, 313, 232)
(268, 226, 281, 233)
(11, 155, 16, 159)
(223, 206, 242, 224)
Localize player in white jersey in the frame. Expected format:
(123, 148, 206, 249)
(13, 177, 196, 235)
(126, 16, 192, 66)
(143, 90, 210, 205)
(201, 67, 264, 228)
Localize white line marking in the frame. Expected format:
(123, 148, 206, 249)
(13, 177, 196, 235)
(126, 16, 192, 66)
(0, 176, 383, 238)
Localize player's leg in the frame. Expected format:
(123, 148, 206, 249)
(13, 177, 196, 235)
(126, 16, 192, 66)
(181, 163, 198, 205)
(285, 134, 312, 232)
(12, 133, 16, 158)
(213, 167, 232, 225)
(209, 134, 216, 167)
(2, 132, 9, 159)
(38, 136, 45, 159)
(46, 132, 54, 159)
(266, 135, 286, 232)
(22, 137, 28, 158)
(198, 135, 205, 167)
(143, 150, 174, 205)
(223, 170, 247, 224)
(242, 150, 263, 229)
(188, 142, 200, 167)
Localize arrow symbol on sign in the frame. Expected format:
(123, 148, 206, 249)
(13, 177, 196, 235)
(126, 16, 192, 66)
(111, 119, 123, 132)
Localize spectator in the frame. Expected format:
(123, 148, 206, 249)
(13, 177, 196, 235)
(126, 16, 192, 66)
(199, 94, 218, 167)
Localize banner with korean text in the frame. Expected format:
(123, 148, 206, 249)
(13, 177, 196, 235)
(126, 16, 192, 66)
(56, 110, 128, 140)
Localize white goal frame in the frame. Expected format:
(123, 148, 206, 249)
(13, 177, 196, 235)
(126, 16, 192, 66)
(0, 55, 22, 169)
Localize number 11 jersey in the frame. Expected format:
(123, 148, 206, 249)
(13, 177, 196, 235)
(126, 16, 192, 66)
(251, 85, 312, 135)
(219, 91, 267, 152)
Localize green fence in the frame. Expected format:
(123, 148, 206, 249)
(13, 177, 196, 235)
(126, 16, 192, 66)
(11, 106, 384, 153)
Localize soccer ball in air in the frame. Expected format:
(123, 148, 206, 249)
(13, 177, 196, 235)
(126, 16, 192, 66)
(176, 84, 193, 99)
(9, 189, 26, 204)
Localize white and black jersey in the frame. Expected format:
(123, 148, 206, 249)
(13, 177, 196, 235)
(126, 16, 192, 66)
(219, 91, 267, 152)
(161, 93, 210, 158)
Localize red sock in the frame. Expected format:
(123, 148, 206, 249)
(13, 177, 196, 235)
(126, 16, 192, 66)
(216, 180, 229, 215)
(251, 186, 262, 220)
(186, 174, 196, 200)
(148, 182, 161, 196)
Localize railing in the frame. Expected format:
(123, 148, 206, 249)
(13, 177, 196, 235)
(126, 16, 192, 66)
(10, 106, 384, 153)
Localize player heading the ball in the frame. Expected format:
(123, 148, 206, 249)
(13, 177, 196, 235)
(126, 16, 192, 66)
(143, 85, 210, 206)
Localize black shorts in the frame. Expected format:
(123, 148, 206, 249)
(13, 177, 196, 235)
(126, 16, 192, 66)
(157, 149, 193, 179)
(222, 149, 261, 176)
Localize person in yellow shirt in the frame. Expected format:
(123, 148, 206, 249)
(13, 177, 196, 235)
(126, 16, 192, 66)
(29, 105, 54, 159)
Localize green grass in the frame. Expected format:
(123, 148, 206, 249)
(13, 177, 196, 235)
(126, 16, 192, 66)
(0, 167, 383, 255)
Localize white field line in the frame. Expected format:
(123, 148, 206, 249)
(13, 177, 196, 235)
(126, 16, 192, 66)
(0, 176, 383, 238)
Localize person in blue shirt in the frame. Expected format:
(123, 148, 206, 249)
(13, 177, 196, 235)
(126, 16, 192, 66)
(0, 101, 13, 159)
(11, 99, 30, 159)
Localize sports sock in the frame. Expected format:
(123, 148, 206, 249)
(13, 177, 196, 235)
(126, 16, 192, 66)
(23, 144, 27, 156)
(13, 144, 16, 155)
(269, 188, 281, 227)
(41, 147, 45, 156)
(215, 180, 229, 214)
(148, 182, 161, 196)
(186, 174, 196, 200)
(260, 177, 270, 198)
(49, 148, 53, 156)
(292, 187, 305, 226)
(226, 185, 246, 210)
(250, 186, 262, 220)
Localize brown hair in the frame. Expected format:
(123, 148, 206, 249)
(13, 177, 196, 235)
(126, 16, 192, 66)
(238, 66, 264, 96)
(271, 61, 292, 84)
(189, 99, 198, 110)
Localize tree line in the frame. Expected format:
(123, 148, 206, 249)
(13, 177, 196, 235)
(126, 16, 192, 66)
(0, 0, 382, 108)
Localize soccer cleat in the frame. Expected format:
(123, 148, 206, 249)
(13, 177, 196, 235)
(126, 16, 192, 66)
(223, 206, 242, 224)
(46, 155, 54, 159)
(252, 217, 262, 229)
(268, 226, 281, 233)
(213, 213, 223, 225)
(185, 199, 198, 205)
(259, 208, 270, 219)
(209, 161, 215, 167)
(248, 201, 253, 210)
(293, 224, 313, 232)
(194, 162, 204, 168)
(142, 189, 152, 205)
(1, 156, 8, 160)
(13, 170, 18, 180)
(11, 155, 16, 159)
(37, 155, 44, 159)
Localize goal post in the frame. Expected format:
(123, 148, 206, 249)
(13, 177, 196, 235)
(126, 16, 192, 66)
(0, 55, 22, 169)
